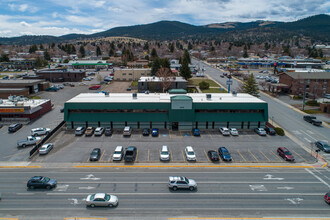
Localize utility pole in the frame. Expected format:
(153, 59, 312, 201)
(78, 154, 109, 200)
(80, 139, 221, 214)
(302, 85, 307, 111)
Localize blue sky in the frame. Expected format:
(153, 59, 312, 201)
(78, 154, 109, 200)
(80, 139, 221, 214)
(0, 0, 329, 37)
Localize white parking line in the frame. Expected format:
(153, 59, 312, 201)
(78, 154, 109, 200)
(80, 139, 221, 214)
(305, 168, 330, 188)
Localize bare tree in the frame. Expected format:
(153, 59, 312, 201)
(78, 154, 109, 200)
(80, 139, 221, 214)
(259, 81, 267, 91)
(156, 67, 173, 92)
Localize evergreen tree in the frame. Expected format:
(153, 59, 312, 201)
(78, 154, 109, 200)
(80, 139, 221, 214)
(109, 49, 114, 57)
(44, 50, 51, 61)
(169, 43, 174, 53)
(188, 42, 193, 50)
(183, 49, 191, 64)
(143, 42, 149, 51)
(51, 42, 55, 49)
(39, 43, 44, 50)
(240, 73, 259, 97)
(0, 54, 9, 62)
(160, 58, 170, 69)
(79, 45, 85, 58)
(29, 44, 38, 53)
(180, 58, 192, 80)
(110, 42, 115, 50)
(96, 46, 101, 57)
(150, 48, 158, 61)
(151, 58, 161, 76)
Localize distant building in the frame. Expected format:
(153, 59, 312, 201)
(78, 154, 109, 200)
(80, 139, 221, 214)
(1, 58, 36, 70)
(35, 69, 86, 82)
(68, 60, 111, 70)
(138, 76, 187, 92)
(127, 59, 149, 68)
(0, 96, 51, 123)
(114, 68, 151, 81)
(0, 79, 47, 99)
(278, 69, 330, 98)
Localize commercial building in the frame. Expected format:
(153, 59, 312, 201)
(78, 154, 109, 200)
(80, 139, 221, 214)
(0, 96, 51, 123)
(278, 69, 330, 98)
(138, 76, 187, 92)
(114, 68, 152, 81)
(35, 69, 86, 82)
(1, 58, 36, 70)
(0, 79, 48, 99)
(68, 60, 111, 70)
(64, 92, 268, 130)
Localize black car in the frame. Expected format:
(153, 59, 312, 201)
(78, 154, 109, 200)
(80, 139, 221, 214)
(265, 127, 276, 135)
(90, 148, 101, 161)
(315, 141, 330, 153)
(124, 146, 137, 162)
(142, 128, 150, 136)
(207, 150, 219, 161)
(303, 115, 322, 126)
(104, 127, 112, 136)
(27, 176, 57, 189)
(218, 147, 232, 161)
(8, 123, 22, 133)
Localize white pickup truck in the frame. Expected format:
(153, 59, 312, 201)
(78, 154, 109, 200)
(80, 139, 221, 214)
(17, 136, 41, 148)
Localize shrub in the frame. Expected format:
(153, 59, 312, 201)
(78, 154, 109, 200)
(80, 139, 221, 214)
(305, 100, 319, 106)
(274, 127, 285, 136)
(293, 96, 303, 100)
(199, 81, 210, 90)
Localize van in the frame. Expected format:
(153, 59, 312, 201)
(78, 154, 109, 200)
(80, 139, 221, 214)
(123, 126, 132, 136)
(160, 145, 170, 161)
(112, 146, 124, 161)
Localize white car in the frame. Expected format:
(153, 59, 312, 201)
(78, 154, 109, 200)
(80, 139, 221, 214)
(39, 143, 54, 155)
(160, 145, 170, 161)
(31, 128, 51, 136)
(94, 127, 105, 136)
(185, 146, 196, 161)
(219, 127, 230, 136)
(112, 146, 123, 161)
(230, 128, 239, 136)
(86, 193, 118, 207)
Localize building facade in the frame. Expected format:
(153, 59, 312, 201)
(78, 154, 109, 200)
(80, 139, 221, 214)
(36, 69, 86, 82)
(138, 76, 187, 92)
(0, 79, 47, 98)
(114, 68, 152, 81)
(64, 93, 268, 130)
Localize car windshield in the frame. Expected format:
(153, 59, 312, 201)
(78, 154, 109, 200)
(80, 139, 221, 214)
(324, 144, 330, 148)
(161, 152, 169, 155)
(284, 151, 292, 155)
(114, 151, 121, 154)
(126, 151, 134, 155)
(187, 152, 195, 155)
(222, 151, 229, 155)
(42, 177, 50, 183)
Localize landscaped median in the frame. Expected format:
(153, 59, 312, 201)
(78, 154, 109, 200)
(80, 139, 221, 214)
(188, 78, 227, 93)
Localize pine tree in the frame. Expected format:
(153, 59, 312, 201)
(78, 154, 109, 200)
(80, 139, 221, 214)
(241, 73, 259, 97)
(151, 58, 161, 76)
(180, 58, 192, 80)
(183, 49, 191, 64)
(150, 48, 158, 61)
(96, 46, 101, 57)
(79, 46, 85, 58)
(44, 50, 50, 61)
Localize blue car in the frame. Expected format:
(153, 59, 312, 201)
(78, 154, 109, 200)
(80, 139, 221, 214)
(192, 128, 200, 136)
(218, 147, 232, 161)
(151, 128, 159, 137)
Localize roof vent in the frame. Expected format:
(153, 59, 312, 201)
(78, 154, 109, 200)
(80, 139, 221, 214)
(232, 91, 237, 96)
(104, 91, 109, 97)
(206, 94, 211, 100)
(132, 93, 137, 99)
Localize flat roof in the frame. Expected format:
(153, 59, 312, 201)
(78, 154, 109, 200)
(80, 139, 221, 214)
(66, 93, 266, 104)
(139, 76, 187, 82)
(0, 98, 49, 108)
(0, 79, 44, 84)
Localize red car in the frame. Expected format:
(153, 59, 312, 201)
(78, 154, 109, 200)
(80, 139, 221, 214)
(325, 192, 330, 204)
(277, 147, 295, 161)
(89, 85, 101, 90)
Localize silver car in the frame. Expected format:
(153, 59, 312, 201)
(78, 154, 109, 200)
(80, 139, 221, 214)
(39, 143, 54, 155)
(31, 127, 51, 136)
(86, 193, 119, 207)
(168, 176, 197, 191)
(219, 127, 230, 136)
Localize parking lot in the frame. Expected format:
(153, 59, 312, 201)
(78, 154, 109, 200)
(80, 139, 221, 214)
(30, 128, 316, 164)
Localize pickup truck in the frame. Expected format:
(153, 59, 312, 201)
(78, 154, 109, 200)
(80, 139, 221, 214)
(17, 136, 41, 148)
(303, 115, 322, 126)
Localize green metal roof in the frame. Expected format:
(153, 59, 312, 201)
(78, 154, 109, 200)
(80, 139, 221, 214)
(170, 95, 192, 101)
(168, 89, 187, 94)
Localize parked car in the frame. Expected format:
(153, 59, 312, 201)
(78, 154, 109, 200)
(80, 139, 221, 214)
(45, 86, 59, 92)
(94, 127, 105, 136)
(104, 127, 112, 136)
(17, 136, 41, 148)
(185, 146, 196, 161)
(75, 127, 86, 136)
(142, 128, 150, 136)
(315, 141, 330, 153)
(160, 145, 170, 161)
(218, 147, 232, 161)
(86, 193, 118, 207)
(168, 176, 197, 191)
(123, 126, 132, 136)
(207, 150, 219, 161)
(112, 146, 124, 161)
(303, 115, 322, 126)
(151, 128, 159, 137)
(60, 107, 64, 113)
(31, 127, 51, 136)
(230, 128, 239, 136)
(265, 127, 276, 135)
(27, 176, 57, 189)
(192, 128, 200, 136)
(254, 128, 266, 136)
(219, 127, 230, 136)
(39, 143, 54, 155)
(124, 146, 137, 162)
(85, 127, 95, 136)
(8, 123, 22, 133)
(324, 192, 330, 204)
(90, 148, 101, 161)
(277, 147, 295, 161)
(89, 85, 101, 90)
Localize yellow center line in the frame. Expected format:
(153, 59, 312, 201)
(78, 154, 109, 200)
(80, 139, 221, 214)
(237, 149, 246, 162)
(248, 149, 259, 162)
(64, 218, 107, 220)
(259, 150, 271, 162)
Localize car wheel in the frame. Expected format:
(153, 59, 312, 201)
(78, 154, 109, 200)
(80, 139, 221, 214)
(29, 185, 34, 189)
(172, 186, 178, 191)
(109, 204, 113, 207)
(90, 204, 95, 208)
(22, 144, 26, 148)
(189, 186, 195, 191)
(46, 185, 51, 190)
(46, 132, 49, 135)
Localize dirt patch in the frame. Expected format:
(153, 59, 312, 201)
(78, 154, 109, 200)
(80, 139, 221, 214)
(104, 81, 136, 93)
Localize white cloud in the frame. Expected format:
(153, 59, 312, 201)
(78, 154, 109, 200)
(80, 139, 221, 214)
(20, 21, 31, 27)
(18, 4, 28, 12)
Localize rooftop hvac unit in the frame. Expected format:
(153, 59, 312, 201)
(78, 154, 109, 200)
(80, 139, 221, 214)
(232, 91, 237, 96)
(104, 91, 110, 97)
(132, 93, 137, 99)
(0, 99, 3, 104)
(206, 94, 211, 99)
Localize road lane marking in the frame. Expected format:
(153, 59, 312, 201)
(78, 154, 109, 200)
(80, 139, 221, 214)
(259, 150, 270, 161)
(291, 150, 307, 162)
(73, 164, 315, 168)
(248, 149, 258, 161)
(64, 218, 107, 220)
(0, 166, 41, 168)
(16, 193, 35, 195)
(99, 150, 105, 161)
(300, 130, 317, 142)
(169, 218, 330, 220)
(305, 168, 330, 188)
(271, 151, 283, 161)
(56, 181, 322, 184)
(0, 218, 19, 220)
(204, 150, 210, 162)
(236, 150, 246, 161)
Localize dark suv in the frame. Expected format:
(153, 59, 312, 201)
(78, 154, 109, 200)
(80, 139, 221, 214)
(265, 127, 276, 135)
(8, 123, 22, 133)
(27, 176, 57, 189)
(124, 146, 137, 162)
(303, 115, 322, 126)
